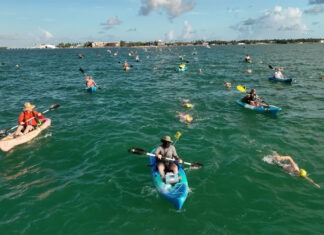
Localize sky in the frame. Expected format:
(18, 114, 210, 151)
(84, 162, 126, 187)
(0, 0, 323, 48)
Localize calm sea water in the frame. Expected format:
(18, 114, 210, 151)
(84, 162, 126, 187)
(0, 44, 323, 235)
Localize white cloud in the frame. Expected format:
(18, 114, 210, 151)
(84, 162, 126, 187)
(39, 28, 53, 40)
(139, 0, 195, 19)
(106, 16, 122, 26)
(182, 20, 193, 40)
(231, 6, 309, 39)
(165, 30, 176, 41)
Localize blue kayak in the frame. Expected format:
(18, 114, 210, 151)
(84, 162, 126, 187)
(86, 86, 97, 93)
(236, 99, 281, 115)
(150, 149, 189, 210)
(268, 77, 293, 83)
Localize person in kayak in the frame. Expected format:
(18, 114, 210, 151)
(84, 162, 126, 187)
(274, 68, 284, 79)
(155, 136, 183, 181)
(245, 54, 252, 63)
(86, 76, 97, 88)
(14, 102, 45, 137)
(273, 155, 306, 177)
(241, 88, 265, 107)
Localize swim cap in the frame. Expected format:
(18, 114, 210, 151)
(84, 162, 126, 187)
(184, 103, 192, 108)
(185, 115, 192, 122)
(299, 169, 307, 177)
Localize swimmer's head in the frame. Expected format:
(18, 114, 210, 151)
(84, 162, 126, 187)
(184, 103, 192, 108)
(185, 115, 193, 123)
(299, 169, 307, 177)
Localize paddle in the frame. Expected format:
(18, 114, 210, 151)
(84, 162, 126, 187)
(128, 147, 203, 169)
(0, 104, 60, 136)
(118, 61, 133, 67)
(268, 65, 274, 70)
(79, 67, 101, 89)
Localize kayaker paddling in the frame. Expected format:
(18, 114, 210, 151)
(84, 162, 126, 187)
(245, 54, 252, 63)
(154, 136, 183, 182)
(86, 76, 97, 88)
(241, 88, 267, 107)
(273, 67, 284, 79)
(14, 102, 45, 138)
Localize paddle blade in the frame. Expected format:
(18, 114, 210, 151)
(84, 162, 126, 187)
(189, 162, 203, 169)
(128, 148, 147, 155)
(268, 65, 274, 70)
(236, 85, 246, 93)
(174, 131, 182, 140)
(79, 67, 85, 74)
(0, 129, 9, 136)
(49, 104, 60, 110)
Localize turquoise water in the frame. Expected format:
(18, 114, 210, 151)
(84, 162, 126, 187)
(0, 44, 323, 234)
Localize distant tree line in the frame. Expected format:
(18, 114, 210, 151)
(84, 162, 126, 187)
(68, 38, 322, 48)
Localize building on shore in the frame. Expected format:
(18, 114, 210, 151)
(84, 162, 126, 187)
(91, 42, 120, 48)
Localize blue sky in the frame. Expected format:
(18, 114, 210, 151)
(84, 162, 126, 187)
(0, 0, 323, 48)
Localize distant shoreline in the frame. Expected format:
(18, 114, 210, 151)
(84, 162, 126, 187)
(1, 38, 323, 50)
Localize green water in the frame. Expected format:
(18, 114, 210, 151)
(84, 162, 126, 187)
(0, 44, 323, 234)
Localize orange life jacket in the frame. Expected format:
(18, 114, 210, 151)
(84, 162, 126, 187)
(18, 110, 44, 126)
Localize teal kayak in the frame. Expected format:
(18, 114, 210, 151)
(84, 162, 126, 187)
(150, 149, 188, 210)
(236, 99, 281, 115)
(86, 86, 97, 93)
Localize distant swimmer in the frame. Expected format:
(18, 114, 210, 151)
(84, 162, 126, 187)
(177, 112, 193, 124)
(182, 99, 194, 108)
(225, 82, 231, 88)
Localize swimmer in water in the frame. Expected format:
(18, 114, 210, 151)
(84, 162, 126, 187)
(225, 82, 231, 88)
(182, 99, 194, 108)
(272, 153, 320, 188)
(177, 112, 193, 124)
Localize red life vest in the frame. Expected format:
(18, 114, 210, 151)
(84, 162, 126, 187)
(18, 111, 44, 126)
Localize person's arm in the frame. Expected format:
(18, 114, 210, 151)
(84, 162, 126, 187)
(172, 146, 183, 163)
(154, 147, 163, 160)
(18, 112, 25, 125)
(274, 155, 299, 171)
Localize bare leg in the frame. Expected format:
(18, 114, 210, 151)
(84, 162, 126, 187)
(23, 125, 34, 134)
(14, 125, 24, 137)
(157, 163, 166, 180)
(170, 163, 179, 175)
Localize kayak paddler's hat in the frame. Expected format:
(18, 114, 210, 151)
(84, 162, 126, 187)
(161, 136, 173, 143)
(24, 102, 35, 111)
